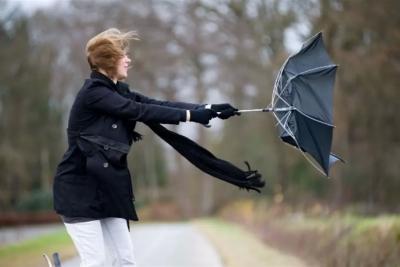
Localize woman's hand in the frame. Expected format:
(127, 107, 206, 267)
(207, 103, 240, 119)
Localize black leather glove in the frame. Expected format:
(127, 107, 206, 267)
(209, 103, 235, 111)
(209, 103, 240, 120)
(190, 109, 217, 124)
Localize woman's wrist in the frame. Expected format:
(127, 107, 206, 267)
(186, 110, 191, 121)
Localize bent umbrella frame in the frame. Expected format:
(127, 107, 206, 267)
(235, 32, 343, 176)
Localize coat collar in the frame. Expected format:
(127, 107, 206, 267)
(89, 70, 131, 93)
(90, 70, 118, 90)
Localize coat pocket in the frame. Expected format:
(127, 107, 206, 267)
(98, 146, 127, 168)
(79, 135, 129, 168)
(53, 174, 99, 213)
(85, 153, 133, 202)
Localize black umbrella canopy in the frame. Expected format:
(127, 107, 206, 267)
(271, 32, 342, 176)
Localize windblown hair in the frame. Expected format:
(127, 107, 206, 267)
(85, 28, 139, 76)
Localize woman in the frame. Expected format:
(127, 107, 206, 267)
(52, 28, 239, 267)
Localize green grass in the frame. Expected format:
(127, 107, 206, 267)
(0, 229, 76, 267)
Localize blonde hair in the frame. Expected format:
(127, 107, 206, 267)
(85, 28, 139, 76)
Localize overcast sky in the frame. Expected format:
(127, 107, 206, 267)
(8, 0, 305, 52)
(9, 0, 58, 14)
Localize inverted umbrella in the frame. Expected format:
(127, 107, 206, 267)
(238, 32, 343, 176)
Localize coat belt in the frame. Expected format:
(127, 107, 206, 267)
(67, 128, 130, 154)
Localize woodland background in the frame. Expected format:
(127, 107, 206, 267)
(0, 0, 399, 218)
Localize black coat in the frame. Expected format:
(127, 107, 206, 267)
(53, 71, 200, 221)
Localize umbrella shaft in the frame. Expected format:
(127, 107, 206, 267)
(237, 107, 295, 113)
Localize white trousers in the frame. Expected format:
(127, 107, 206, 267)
(64, 218, 137, 267)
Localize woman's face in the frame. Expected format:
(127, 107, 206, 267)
(115, 54, 131, 81)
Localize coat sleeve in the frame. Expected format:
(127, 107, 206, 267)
(84, 86, 186, 124)
(130, 90, 204, 110)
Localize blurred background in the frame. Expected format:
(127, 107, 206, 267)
(0, 0, 399, 266)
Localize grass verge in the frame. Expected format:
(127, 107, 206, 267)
(219, 199, 400, 267)
(0, 229, 76, 267)
(193, 217, 307, 267)
(262, 215, 400, 267)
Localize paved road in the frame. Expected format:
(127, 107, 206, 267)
(0, 223, 63, 246)
(62, 222, 224, 267)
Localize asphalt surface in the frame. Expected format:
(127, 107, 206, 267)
(0, 223, 63, 246)
(62, 222, 224, 267)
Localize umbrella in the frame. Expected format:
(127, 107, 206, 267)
(238, 32, 343, 176)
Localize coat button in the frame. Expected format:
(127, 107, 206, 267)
(112, 124, 118, 129)
(103, 145, 109, 150)
(103, 162, 109, 168)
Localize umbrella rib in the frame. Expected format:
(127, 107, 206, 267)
(272, 74, 292, 109)
(272, 95, 333, 176)
(268, 32, 337, 177)
(272, 111, 327, 176)
(273, 65, 334, 107)
(282, 110, 292, 129)
(295, 109, 335, 128)
(274, 110, 291, 127)
(271, 58, 289, 106)
(296, 64, 337, 77)
(273, 88, 292, 110)
(272, 64, 336, 128)
(272, 72, 296, 108)
(271, 31, 328, 107)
